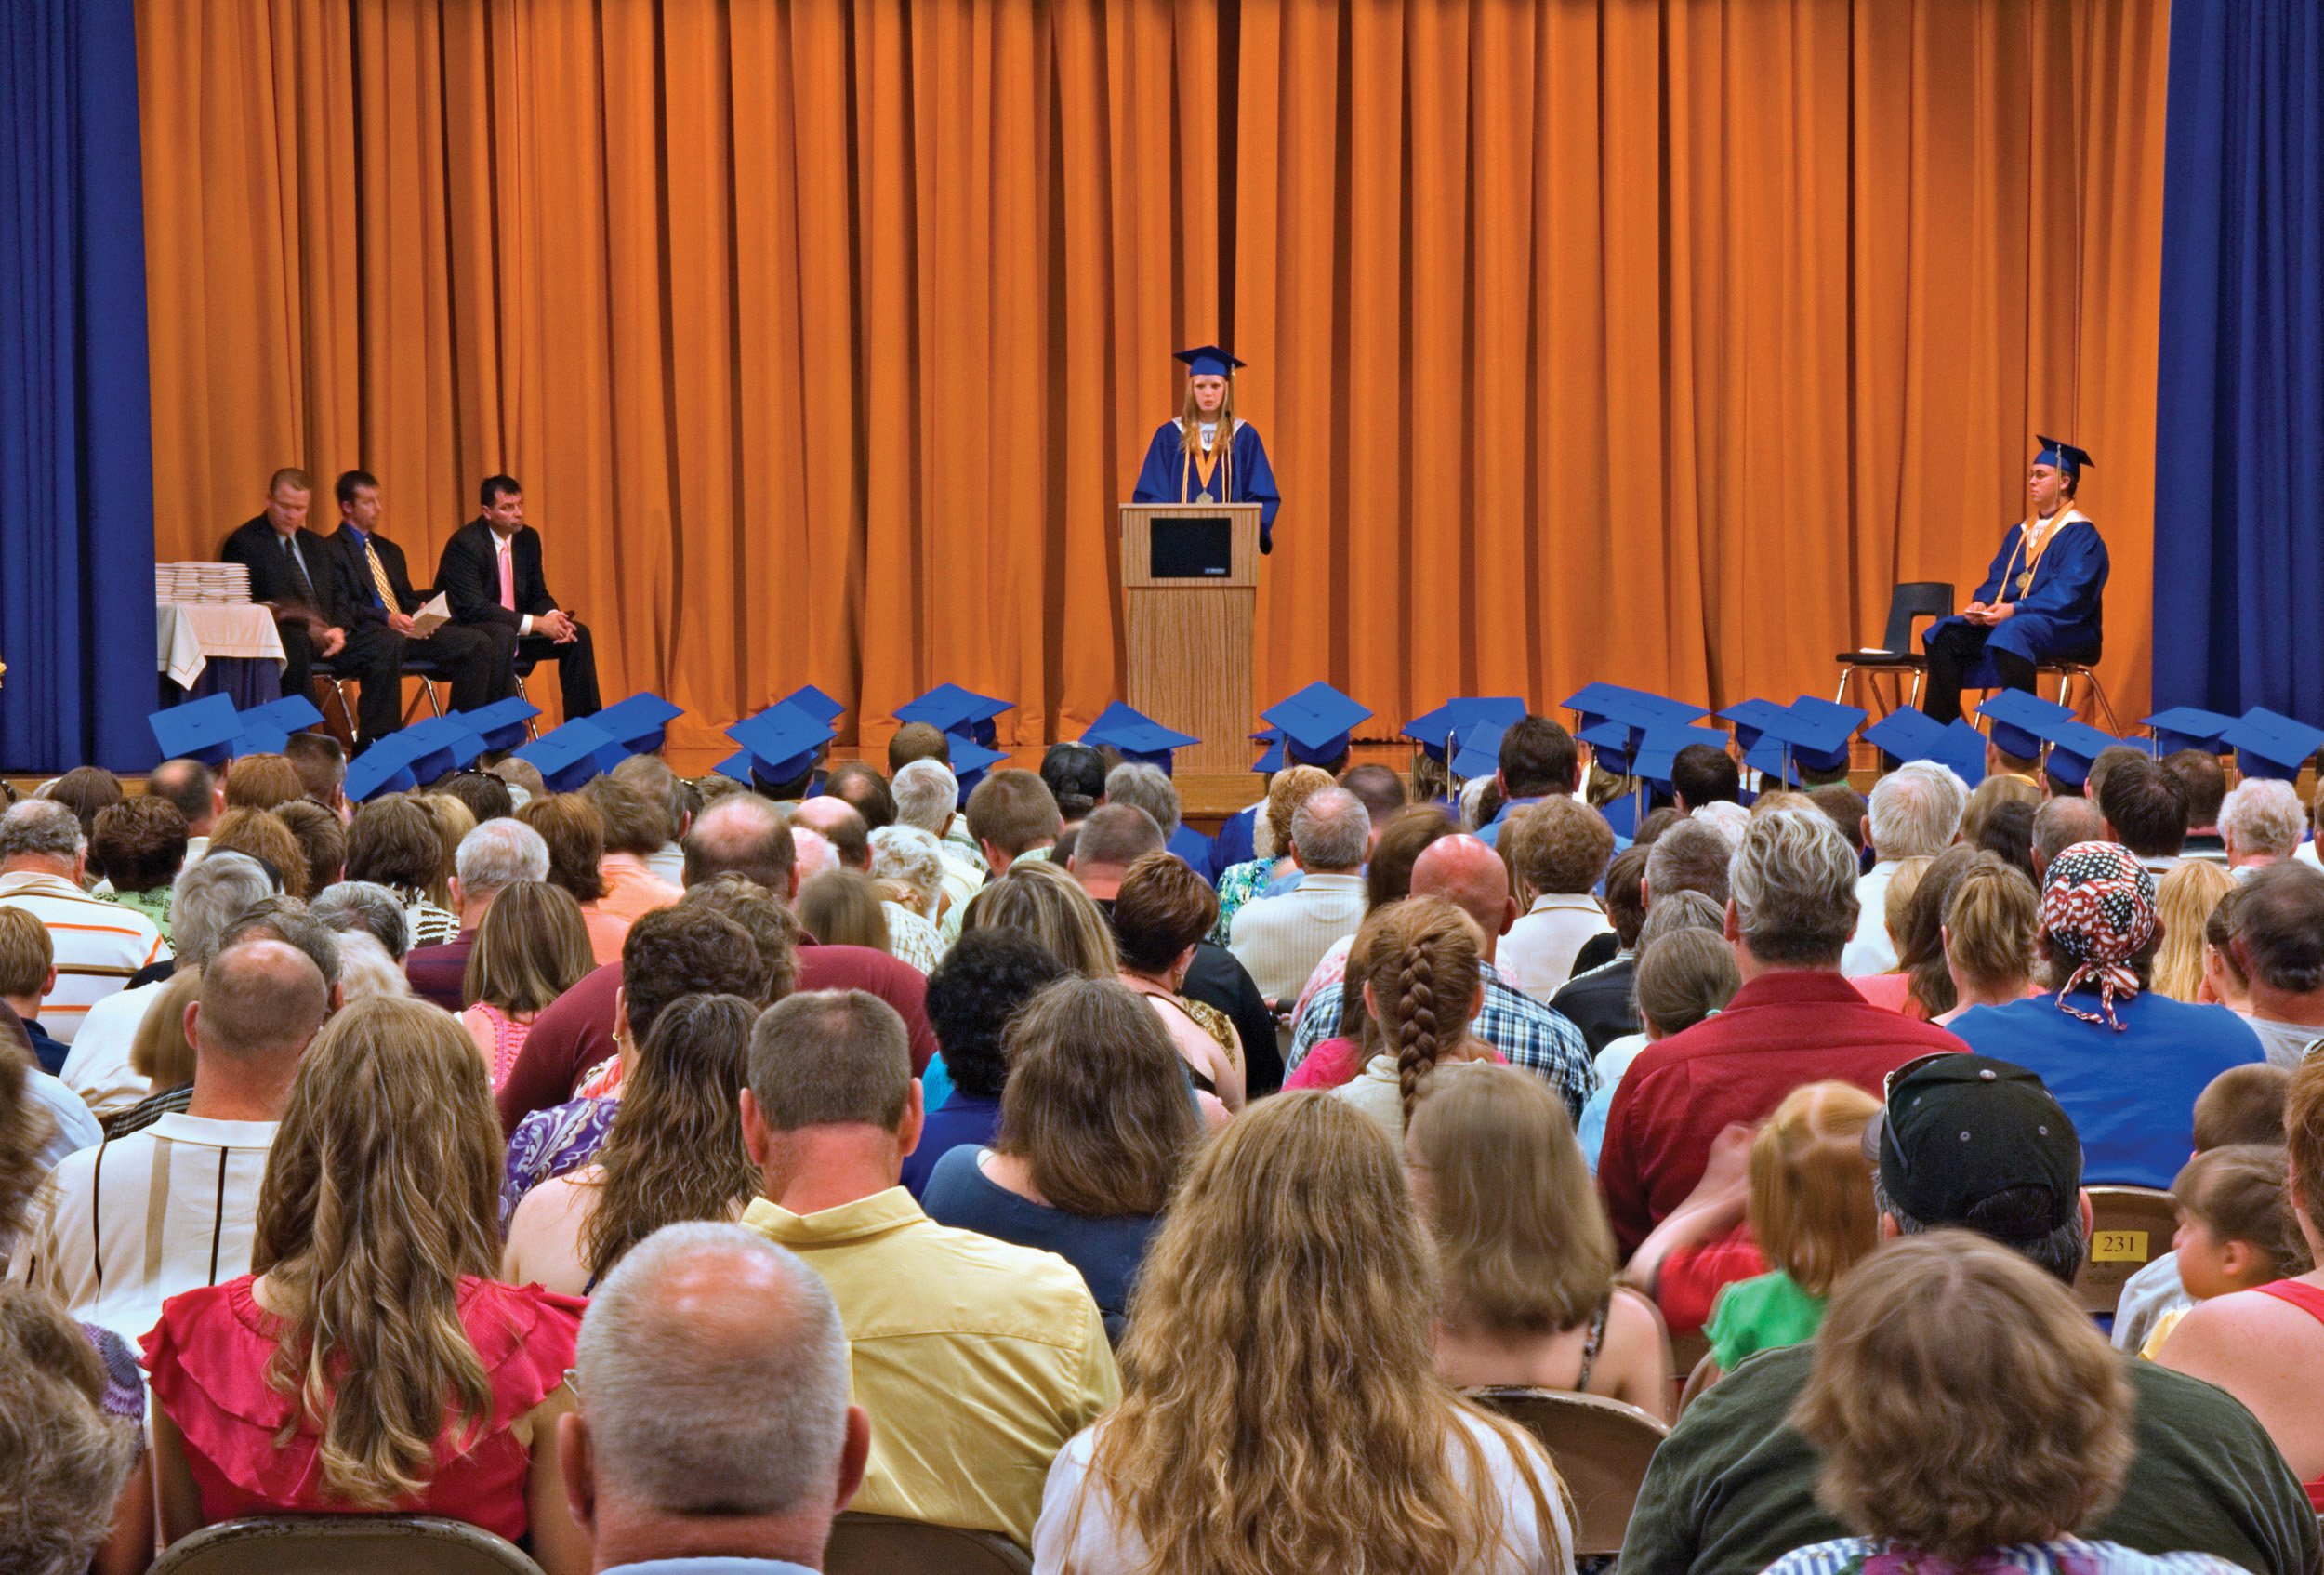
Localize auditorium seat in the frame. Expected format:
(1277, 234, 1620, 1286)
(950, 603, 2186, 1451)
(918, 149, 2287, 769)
(1466, 1387, 1670, 1555)
(149, 1514, 543, 1575)
(826, 1511, 1032, 1575)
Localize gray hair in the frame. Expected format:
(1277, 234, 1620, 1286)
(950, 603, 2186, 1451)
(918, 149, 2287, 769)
(331, 930, 413, 1002)
(577, 1223, 851, 1516)
(168, 853, 277, 968)
(308, 880, 410, 960)
(1636, 888, 1727, 950)
(1290, 787, 1370, 872)
(1866, 761, 1969, 861)
(2222, 779, 2306, 860)
(1644, 816, 1735, 907)
(891, 759, 960, 837)
(1104, 762, 1182, 840)
(0, 801, 83, 864)
(455, 817, 550, 899)
(1729, 805, 1861, 968)
(217, 897, 341, 990)
(2031, 796, 2107, 874)
(1872, 1174, 2085, 1287)
(868, 825, 945, 916)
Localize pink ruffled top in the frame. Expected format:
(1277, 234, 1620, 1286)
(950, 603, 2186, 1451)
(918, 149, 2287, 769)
(141, 1276, 582, 1543)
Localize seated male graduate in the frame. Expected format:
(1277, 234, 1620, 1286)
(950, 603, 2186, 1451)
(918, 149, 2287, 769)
(1921, 436, 2108, 726)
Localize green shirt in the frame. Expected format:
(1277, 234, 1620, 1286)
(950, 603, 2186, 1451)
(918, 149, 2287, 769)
(1621, 1342, 2320, 1575)
(1704, 1269, 1826, 1372)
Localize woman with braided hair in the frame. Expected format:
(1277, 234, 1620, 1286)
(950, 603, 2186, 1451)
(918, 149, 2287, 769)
(1332, 896, 1497, 1140)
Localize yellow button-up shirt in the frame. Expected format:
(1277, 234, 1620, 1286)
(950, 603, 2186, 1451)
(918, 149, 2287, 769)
(740, 1187, 1118, 1547)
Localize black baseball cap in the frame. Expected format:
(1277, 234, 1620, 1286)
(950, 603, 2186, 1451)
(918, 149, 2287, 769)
(1864, 1053, 2082, 1241)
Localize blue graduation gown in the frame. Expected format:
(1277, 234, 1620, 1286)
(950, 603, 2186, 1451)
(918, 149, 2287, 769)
(1208, 805, 1259, 880)
(1167, 822, 1217, 881)
(1132, 420, 1281, 553)
(1921, 513, 2109, 674)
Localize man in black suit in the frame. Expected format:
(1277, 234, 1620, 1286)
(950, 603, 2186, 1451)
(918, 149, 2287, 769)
(325, 470, 519, 741)
(220, 467, 396, 725)
(436, 474, 601, 720)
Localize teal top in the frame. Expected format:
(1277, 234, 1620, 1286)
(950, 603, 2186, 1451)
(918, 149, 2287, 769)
(1706, 1268, 1827, 1372)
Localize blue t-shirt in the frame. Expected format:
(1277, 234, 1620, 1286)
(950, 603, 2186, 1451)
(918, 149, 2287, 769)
(900, 1091, 1001, 1198)
(919, 1145, 1160, 1343)
(1949, 990, 2265, 1189)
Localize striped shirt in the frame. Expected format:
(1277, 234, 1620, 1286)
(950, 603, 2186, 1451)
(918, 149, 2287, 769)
(1764, 1538, 2249, 1575)
(0, 870, 165, 1045)
(7, 1113, 277, 1346)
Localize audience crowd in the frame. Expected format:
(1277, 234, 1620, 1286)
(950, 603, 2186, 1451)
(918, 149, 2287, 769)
(3, 708, 2323, 1575)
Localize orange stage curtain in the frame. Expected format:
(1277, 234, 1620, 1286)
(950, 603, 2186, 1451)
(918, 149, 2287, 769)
(137, 0, 2167, 767)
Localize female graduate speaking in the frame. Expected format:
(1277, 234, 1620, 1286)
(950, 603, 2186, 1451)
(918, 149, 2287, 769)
(1132, 345, 1282, 553)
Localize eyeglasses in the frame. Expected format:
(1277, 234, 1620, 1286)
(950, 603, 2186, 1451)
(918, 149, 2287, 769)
(1882, 1050, 1956, 1105)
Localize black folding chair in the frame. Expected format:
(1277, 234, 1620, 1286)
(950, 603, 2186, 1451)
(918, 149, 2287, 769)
(1834, 581, 1954, 715)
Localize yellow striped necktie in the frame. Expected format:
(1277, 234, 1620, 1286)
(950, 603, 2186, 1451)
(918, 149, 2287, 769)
(362, 537, 398, 613)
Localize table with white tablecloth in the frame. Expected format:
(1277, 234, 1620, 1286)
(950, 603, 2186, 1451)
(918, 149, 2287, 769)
(156, 602, 285, 705)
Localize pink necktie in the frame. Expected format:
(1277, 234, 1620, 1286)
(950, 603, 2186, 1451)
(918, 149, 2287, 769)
(497, 542, 516, 612)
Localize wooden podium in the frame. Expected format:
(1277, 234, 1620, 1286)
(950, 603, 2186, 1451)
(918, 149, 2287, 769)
(1120, 502, 1261, 775)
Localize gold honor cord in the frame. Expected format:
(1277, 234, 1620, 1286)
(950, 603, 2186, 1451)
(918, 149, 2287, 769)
(1179, 421, 1235, 506)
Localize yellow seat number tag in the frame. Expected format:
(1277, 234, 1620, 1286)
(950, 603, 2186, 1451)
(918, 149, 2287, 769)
(2091, 1230, 2149, 1264)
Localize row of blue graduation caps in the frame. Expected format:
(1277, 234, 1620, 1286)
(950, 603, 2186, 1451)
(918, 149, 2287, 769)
(150, 677, 2324, 828)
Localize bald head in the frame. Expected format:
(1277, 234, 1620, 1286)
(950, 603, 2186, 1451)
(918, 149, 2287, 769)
(191, 938, 328, 1067)
(683, 796, 797, 894)
(574, 1224, 859, 1527)
(791, 827, 838, 883)
(2031, 795, 2107, 881)
(786, 798, 869, 870)
(1411, 834, 1518, 953)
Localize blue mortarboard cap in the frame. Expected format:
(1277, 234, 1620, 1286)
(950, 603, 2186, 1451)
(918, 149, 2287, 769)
(944, 734, 1009, 801)
(2142, 707, 2239, 759)
(895, 683, 1011, 748)
(725, 701, 836, 789)
(231, 695, 325, 754)
(593, 693, 683, 756)
(1449, 721, 1510, 783)
(1863, 709, 1988, 788)
(713, 750, 755, 786)
(2034, 434, 2094, 483)
(1717, 698, 1792, 753)
(1250, 727, 1288, 774)
(514, 719, 627, 792)
(1173, 344, 1246, 378)
(456, 697, 539, 753)
(1404, 697, 1528, 763)
(149, 695, 245, 767)
(1742, 698, 1865, 786)
(345, 734, 423, 802)
(2223, 708, 2324, 782)
(1081, 702, 1199, 774)
(1975, 690, 2075, 763)
(1564, 684, 1707, 775)
(2029, 718, 2122, 792)
(1634, 724, 1734, 790)
(396, 716, 485, 784)
(1261, 682, 1372, 766)
(781, 685, 846, 727)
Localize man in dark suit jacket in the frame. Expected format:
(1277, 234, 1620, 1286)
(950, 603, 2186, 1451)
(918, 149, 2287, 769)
(435, 474, 601, 720)
(220, 467, 397, 722)
(325, 470, 519, 742)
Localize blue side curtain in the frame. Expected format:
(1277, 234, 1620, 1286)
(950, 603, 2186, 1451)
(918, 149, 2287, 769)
(0, 0, 156, 773)
(2152, 0, 2324, 717)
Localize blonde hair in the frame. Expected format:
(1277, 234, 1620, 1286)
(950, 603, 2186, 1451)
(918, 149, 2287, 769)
(1258, 764, 1334, 862)
(961, 859, 1119, 978)
(418, 794, 478, 909)
(207, 808, 309, 897)
(252, 997, 505, 1507)
(1750, 1082, 1881, 1296)
(1086, 1093, 1564, 1575)
(1353, 897, 1484, 1126)
(2172, 1144, 2311, 1283)
(1794, 1231, 2133, 1566)
(1881, 855, 1933, 952)
(129, 967, 203, 1089)
(1408, 1065, 1615, 1335)
(1176, 374, 1238, 456)
(462, 880, 595, 1013)
(2154, 860, 2235, 1003)
(1943, 860, 2040, 996)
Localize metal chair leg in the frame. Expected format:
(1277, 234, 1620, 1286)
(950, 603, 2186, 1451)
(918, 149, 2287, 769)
(513, 669, 542, 738)
(319, 679, 360, 743)
(1834, 667, 1855, 706)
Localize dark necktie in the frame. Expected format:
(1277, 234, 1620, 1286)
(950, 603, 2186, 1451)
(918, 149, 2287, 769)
(281, 534, 316, 605)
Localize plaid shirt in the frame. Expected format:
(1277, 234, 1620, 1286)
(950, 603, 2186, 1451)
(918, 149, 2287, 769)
(1285, 960, 1595, 1120)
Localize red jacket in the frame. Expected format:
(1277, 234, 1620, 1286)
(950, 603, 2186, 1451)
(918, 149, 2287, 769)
(1596, 969, 1964, 1253)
